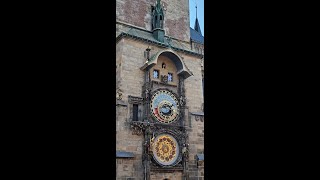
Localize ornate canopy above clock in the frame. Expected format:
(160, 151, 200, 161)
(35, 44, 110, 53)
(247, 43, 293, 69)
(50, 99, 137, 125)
(150, 89, 180, 124)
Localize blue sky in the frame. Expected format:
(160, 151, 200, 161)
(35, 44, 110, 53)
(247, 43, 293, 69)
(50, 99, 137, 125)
(189, 0, 204, 35)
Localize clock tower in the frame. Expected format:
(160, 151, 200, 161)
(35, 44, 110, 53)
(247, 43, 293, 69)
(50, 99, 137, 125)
(116, 1, 204, 179)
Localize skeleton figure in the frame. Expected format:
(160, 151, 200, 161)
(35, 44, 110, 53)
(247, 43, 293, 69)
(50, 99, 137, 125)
(145, 88, 150, 100)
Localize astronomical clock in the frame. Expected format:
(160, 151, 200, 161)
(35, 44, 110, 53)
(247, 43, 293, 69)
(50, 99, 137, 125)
(126, 0, 193, 178)
(152, 134, 181, 166)
(147, 89, 185, 168)
(129, 50, 191, 177)
(150, 89, 180, 124)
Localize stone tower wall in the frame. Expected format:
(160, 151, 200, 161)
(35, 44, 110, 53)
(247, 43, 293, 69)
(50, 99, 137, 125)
(116, 0, 190, 42)
(116, 38, 204, 180)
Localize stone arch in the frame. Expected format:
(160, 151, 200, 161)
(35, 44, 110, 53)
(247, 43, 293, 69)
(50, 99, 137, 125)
(140, 49, 193, 79)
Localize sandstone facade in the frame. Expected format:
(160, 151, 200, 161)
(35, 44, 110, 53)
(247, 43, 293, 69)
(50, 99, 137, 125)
(116, 1, 204, 180)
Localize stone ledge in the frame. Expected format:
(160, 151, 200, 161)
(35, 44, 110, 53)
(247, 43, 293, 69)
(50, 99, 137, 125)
(196, 154, 204, 161)
(190, 112, 204, 116)
(116, 100, 128, 107)
(116, 151, 135, 158)
(190, 112, 204, 122)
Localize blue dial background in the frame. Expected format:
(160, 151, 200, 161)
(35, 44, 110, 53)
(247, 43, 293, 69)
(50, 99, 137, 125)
(150, 90, 179, 123)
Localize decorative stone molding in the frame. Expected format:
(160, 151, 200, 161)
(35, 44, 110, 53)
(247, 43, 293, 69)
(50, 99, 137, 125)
(191, 112, 204, 122)
(161, 74, 168, 84)
(130, 121, 144, 135)
(195, 116, 204, 122)
(179, 95, 186, 107)
(128, 95, 144, 104)
(116, 88, 123, 100)
(116, 100, 127, 107)
(140, 49, 194, 79)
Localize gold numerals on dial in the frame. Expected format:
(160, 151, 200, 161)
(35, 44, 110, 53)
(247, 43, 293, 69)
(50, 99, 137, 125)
(150, 90, 180, 123)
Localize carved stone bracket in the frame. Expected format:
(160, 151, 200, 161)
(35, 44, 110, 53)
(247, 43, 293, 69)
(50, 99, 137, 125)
(116, 88, 123, 100)
(130, 121, 144, 135)
(129, 121, 158, 136)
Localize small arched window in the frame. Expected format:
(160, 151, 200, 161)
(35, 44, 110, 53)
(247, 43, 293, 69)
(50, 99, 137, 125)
(162, 63, 166, 69)
(160, 15, 162, 20)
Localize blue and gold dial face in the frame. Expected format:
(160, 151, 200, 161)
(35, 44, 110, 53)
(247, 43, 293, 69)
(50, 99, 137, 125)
(150, 90, 180, 123)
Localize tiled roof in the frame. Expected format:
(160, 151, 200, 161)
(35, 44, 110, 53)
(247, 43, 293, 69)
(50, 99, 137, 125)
(116, 27, 203, 57)
(190, 27, 204, 44)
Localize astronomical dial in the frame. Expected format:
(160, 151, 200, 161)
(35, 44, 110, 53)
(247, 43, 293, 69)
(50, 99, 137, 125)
(152, 134, 180, 166)
(150, 90, 180, 123)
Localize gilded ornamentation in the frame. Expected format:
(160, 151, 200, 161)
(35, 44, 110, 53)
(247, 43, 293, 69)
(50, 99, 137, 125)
(152, 134, 179, 166)
(150, 90, 180, 124)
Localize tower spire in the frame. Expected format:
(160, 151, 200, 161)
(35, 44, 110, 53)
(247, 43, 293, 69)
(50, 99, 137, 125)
(196, 4, 197, 19)
(194, 2, 202, 35)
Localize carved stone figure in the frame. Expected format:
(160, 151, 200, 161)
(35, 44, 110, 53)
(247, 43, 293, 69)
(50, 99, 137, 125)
(145, 88, 150, 100)
(116, 88, 122, 100)
(161, 75, 168, 83)
(180, 95, 186, 106)
(182, 143, 189, 162)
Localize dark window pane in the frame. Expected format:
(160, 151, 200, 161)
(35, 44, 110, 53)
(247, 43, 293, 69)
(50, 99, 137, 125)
(133, 104, 138, 121)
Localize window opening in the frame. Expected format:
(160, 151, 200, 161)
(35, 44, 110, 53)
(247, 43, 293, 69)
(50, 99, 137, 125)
(132, 104, 138, 121)
(162, 63, 166, 69)
(153, 70, 159, 79)
(168, 73, 173, 82)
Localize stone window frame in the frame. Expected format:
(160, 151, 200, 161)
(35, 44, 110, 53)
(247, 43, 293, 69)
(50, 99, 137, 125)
(153, 69, 159, 79)
(128, 95, 144, 122)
